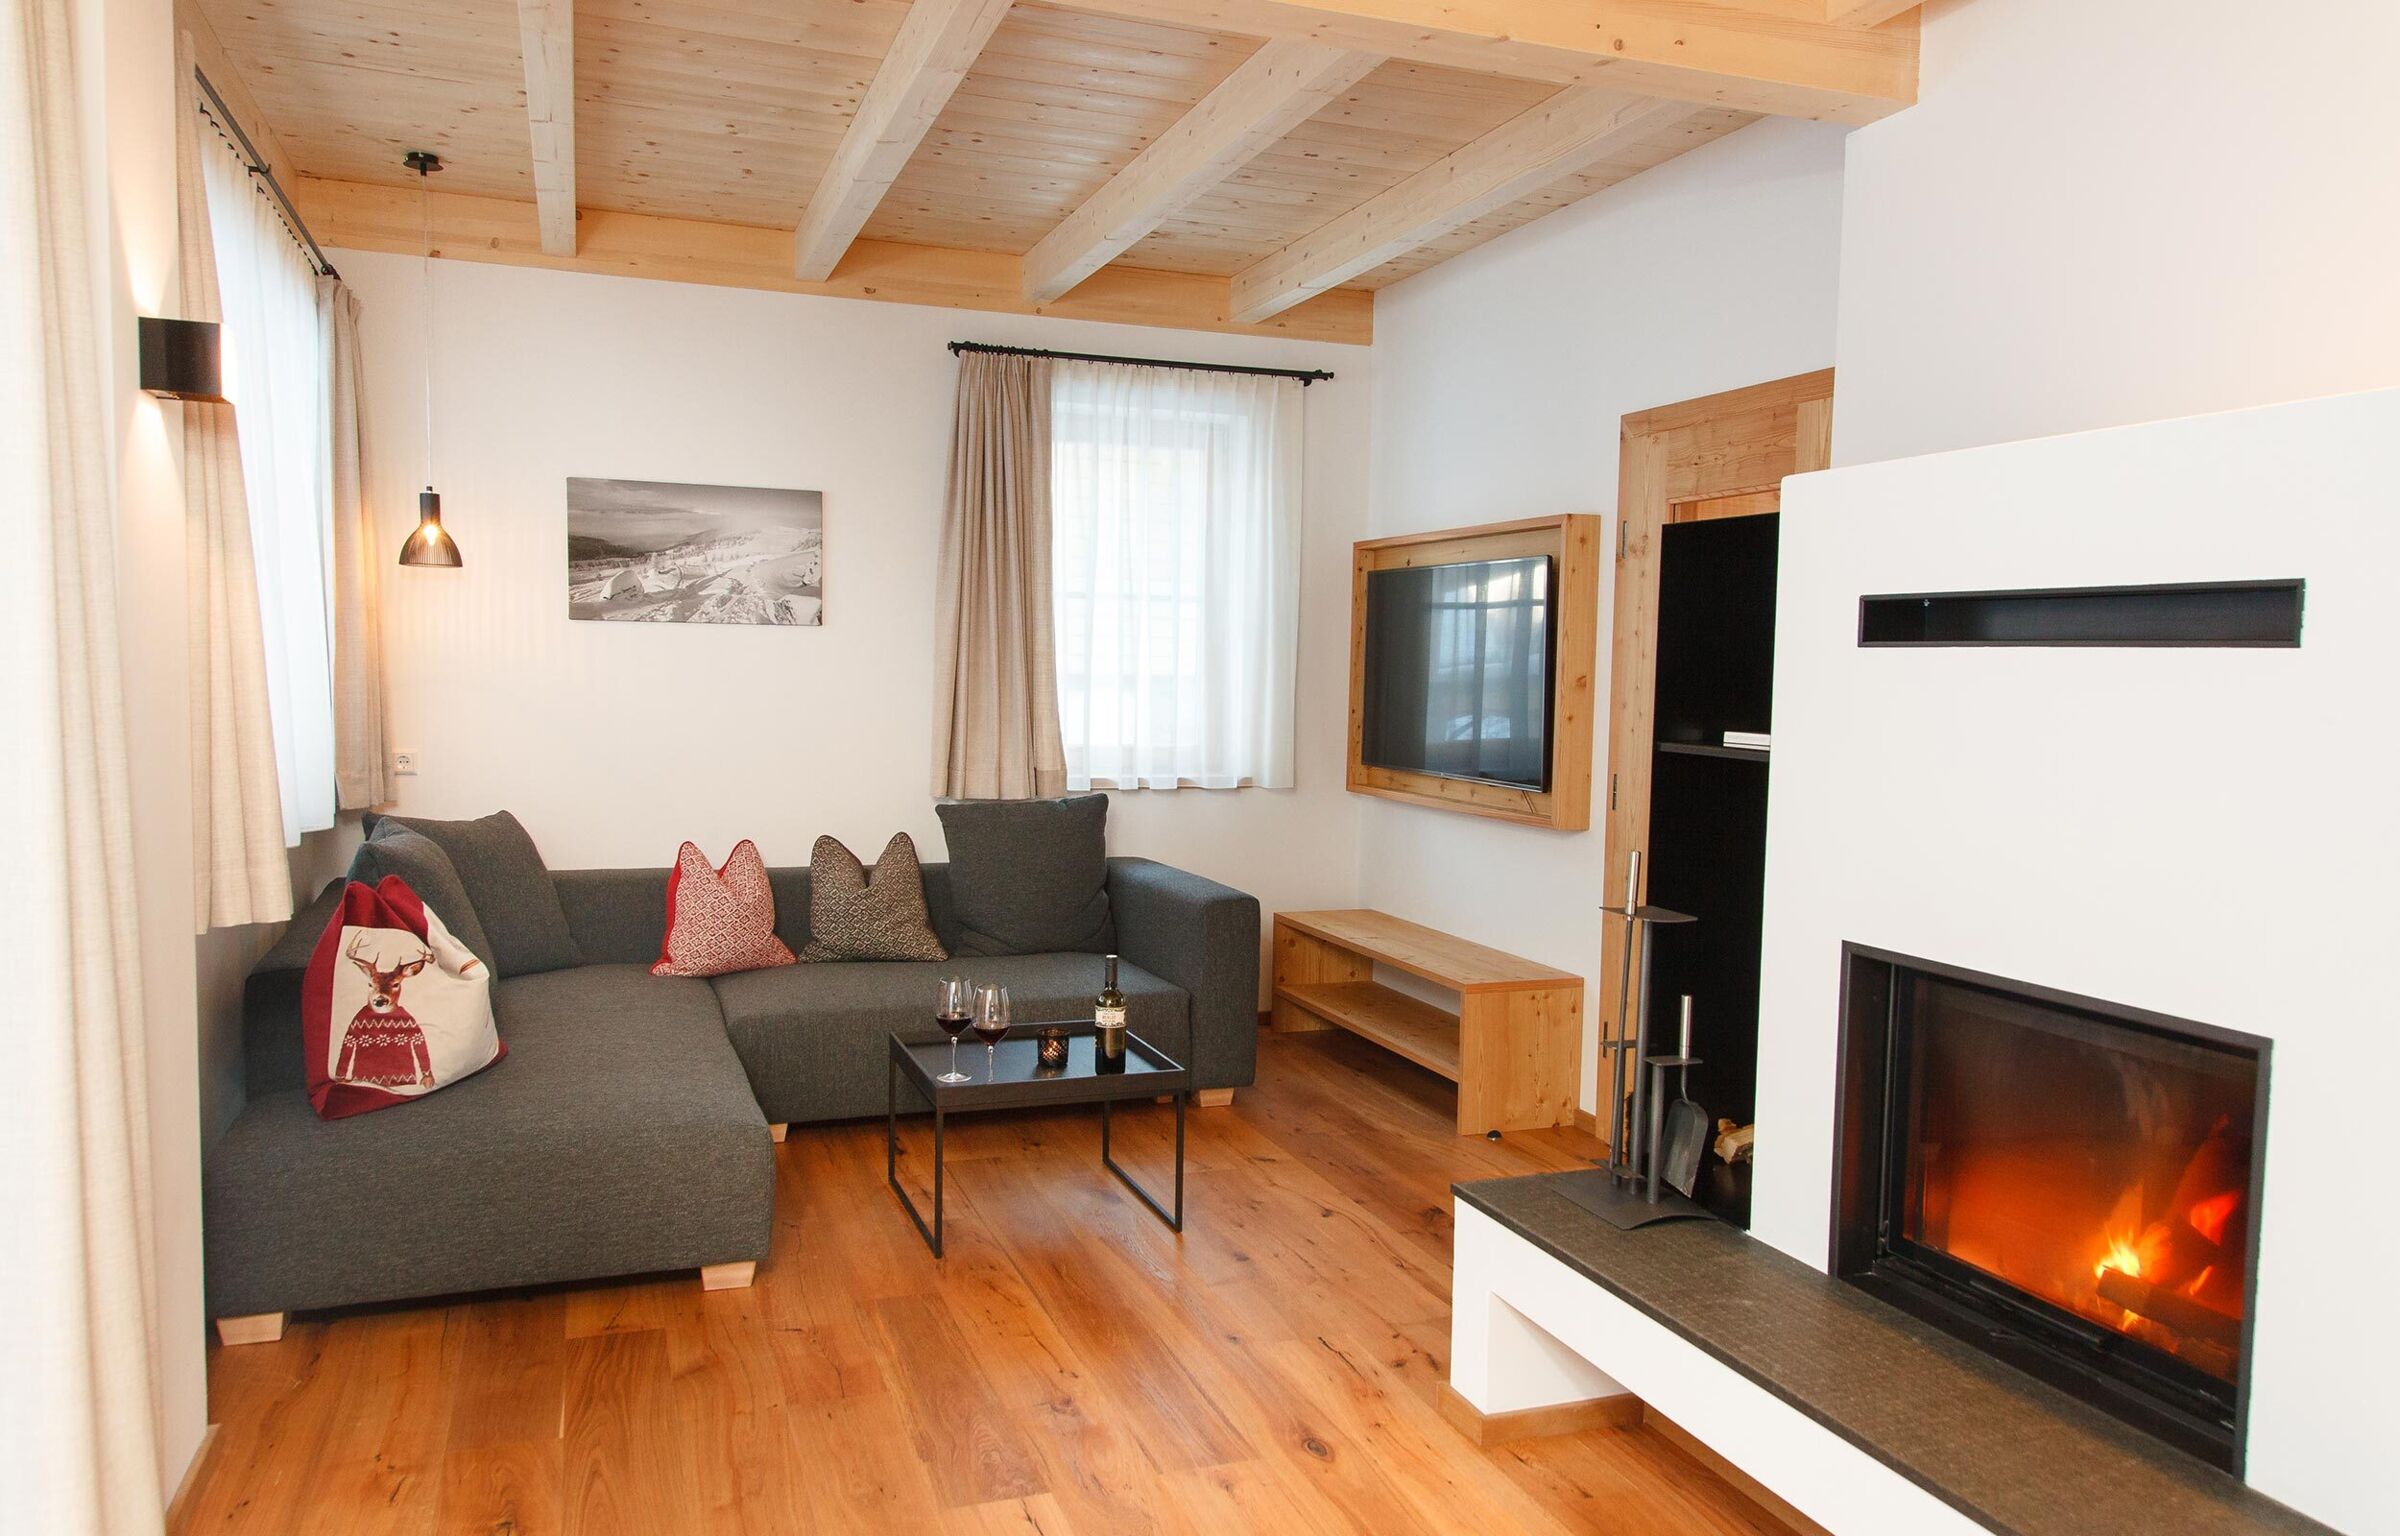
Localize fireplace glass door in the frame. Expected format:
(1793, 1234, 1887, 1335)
(1837, 948, 2268, 1470)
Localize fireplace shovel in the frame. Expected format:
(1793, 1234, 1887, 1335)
(1659, 996, 1709, 1200)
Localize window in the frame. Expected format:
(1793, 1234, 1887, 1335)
(1050, 361, 1302, 790)
(200, 116, 336, 844)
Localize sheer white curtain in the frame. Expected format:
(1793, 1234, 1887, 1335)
(199, 123, 334, 845)
(1050, 361, 1302, 791)
(5, 0, 165, 1525)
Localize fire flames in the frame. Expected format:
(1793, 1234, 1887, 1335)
(2095, 1230, 2154, 1284)
(2096, 1188, 2241, 1289)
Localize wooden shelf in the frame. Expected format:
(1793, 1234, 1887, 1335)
(1275, 909, 1581, 994)
(1272, 909, 1582, 1136)
(1858, 579, 2305, 648)
(1656, 741, 1769, 763)
(1274, 981, 1463, 1081)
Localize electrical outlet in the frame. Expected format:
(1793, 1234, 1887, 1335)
(394, 748, 420, 777)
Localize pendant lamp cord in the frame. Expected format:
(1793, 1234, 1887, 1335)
(419, 163, 435, 490)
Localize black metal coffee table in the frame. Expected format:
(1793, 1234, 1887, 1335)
(885, 1023, 1187, 1257)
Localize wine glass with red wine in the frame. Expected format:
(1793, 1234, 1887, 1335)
(935, 976, 974, 1084)
(973, 984, 1012, 1079)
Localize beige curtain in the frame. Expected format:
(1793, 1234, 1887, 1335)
(1, 0, 166, 1527)
(931, 351, 1067, 799)
(177, 33, 292, 929)
(320, 278, 387, 810)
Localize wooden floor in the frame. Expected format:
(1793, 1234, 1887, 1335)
(176, 1030, 1787, 1535)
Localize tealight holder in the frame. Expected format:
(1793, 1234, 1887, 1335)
(1035, 1026, 1070, 1070)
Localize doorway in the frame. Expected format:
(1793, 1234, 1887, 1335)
(1599, 369, 1834, 1227)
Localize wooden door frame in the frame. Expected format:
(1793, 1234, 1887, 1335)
(1596, 368, 1834, 1142)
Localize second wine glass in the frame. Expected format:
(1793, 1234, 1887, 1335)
(971, 984, 1012, 1079)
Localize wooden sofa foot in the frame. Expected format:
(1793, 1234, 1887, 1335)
(1195, 1088, 1236, 1108)
(768, 1123, 788, 1143)
(701, 1261, 757, 1291)
(216, 1312, 286, 1346)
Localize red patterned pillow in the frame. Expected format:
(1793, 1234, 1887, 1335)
(652, 839, 797, 977)
(303, 876, 504, 1119)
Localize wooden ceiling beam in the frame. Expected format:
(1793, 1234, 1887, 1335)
(515, 0, 577, 255)
(1824, 0, 1920, 29)
(1047, 0, 1915, 124)
(1021, 39, 1380, 304)
(793, 0, 1015, 281)
(1231, 87, 1701, 322)
(294, 174, 1374, 345)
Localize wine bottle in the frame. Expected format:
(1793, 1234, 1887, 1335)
(1095, 953, 1128, 1072)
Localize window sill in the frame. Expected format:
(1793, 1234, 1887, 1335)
(1075, 778, 1281, 793)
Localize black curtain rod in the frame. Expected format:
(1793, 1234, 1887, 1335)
(947, 340, 1332, 385)
(193, 67, 340, 280)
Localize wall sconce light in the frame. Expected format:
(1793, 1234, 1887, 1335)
(138, 316, 224, 401)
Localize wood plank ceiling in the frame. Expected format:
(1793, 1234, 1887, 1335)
(189, 0, 1919, 343)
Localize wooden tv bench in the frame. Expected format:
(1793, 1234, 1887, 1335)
(1271, 910, 1583, 1137)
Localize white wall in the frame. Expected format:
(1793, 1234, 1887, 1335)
(1362, 117, 1848, 1110)
(1758, 391, 2400, 1533)
(1833, 0, 2400, 466)
(334, 252, 1369, 974)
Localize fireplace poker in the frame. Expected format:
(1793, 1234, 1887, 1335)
(1606, 851, 1641, 1181)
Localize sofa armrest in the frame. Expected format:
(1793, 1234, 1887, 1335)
(1105, 857, 1260, 1091)
(242, 879, 346, 1098)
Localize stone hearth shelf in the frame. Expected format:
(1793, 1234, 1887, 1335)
(1453, 1174, 2334, 1536)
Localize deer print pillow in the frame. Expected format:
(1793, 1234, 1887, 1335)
(301, 876, 505, 1119)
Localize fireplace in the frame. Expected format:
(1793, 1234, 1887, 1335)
(1831, 945, 2269, 1472)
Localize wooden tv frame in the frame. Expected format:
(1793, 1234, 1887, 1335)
(1347, 515, 1601, 830)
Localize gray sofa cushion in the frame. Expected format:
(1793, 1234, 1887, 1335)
(551, 867, 676, 967)
(350, 825, 496, 972)
(374, 810, 581, 976)
(710, 952, 1186, 1124)
(203, 964, 771, 1317)
(936, 794, 1115, 956)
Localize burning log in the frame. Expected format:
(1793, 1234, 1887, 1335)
(2095, 1266, 2243, 1350)
(2102, 1114, 2250, 1303)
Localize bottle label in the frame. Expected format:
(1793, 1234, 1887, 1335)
(1095, 1004, 1128, 1029)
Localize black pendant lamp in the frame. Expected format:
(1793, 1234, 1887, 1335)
(398, 488, 459, 567)
(398, 150, 462, 568)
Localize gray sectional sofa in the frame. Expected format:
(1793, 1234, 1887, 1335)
(203, 848, 1258, 1335)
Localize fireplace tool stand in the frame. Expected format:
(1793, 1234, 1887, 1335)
(1553, 852, 1713, 1230)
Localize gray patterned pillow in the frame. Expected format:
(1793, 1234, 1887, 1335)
(799, 833, 949, 963)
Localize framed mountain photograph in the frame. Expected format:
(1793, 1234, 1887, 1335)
(566, 477, 824, 625)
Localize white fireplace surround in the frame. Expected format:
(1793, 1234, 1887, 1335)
(1751, 387, 2397, 1534)
(1453, 388, 2399, 1536)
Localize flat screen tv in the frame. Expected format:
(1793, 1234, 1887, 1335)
(1360, 554, 1556, 792)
